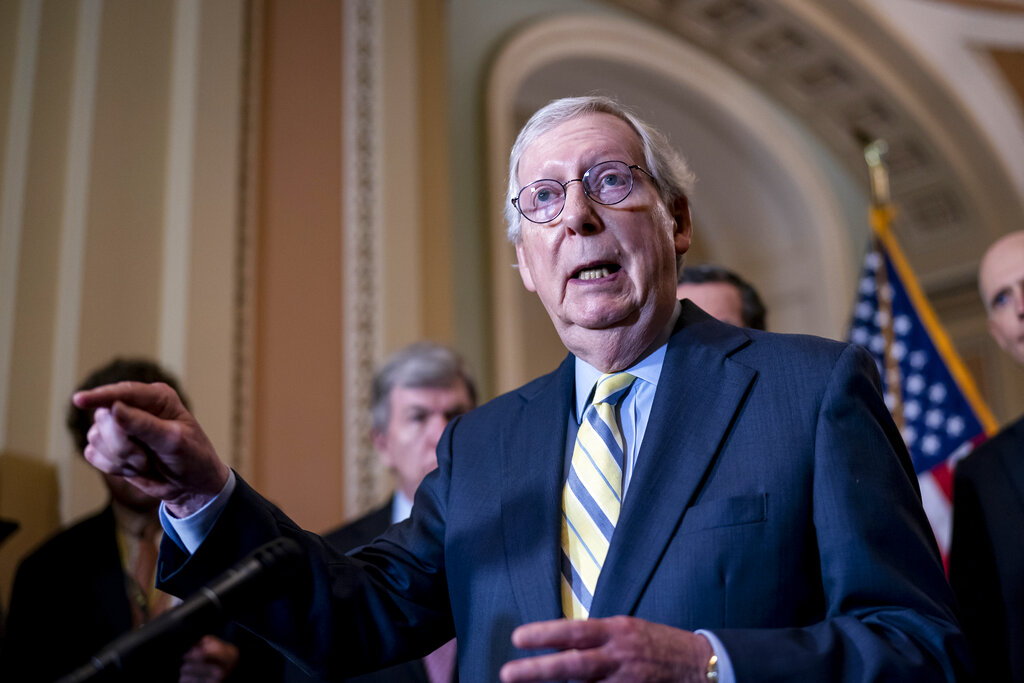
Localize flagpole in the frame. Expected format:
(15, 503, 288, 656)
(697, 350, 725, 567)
(863, 141, 904, 428)
(862, 141, 999, 436)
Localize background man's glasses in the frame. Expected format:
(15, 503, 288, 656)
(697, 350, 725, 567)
(512, 160, 654, 224)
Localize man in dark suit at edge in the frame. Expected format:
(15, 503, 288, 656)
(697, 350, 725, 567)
(949, 230, 1024, 682)
(74, 95, 971, 681)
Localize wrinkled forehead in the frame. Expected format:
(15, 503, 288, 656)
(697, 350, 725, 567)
(518, 113, 644, 182)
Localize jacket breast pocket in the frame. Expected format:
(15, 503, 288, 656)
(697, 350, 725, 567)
(678, 493, 767, 534)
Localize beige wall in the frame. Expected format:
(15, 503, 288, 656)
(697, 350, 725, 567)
(0, 0, 457, 607)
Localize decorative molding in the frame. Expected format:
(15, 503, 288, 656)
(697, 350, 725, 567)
(342, 0, 385, 517)
(604, 0, 1024, 277)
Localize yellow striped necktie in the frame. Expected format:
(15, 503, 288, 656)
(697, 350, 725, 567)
(561, 371, 636, 619)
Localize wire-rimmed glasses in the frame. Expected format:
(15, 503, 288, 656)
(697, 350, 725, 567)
(511, 160, 654, 224)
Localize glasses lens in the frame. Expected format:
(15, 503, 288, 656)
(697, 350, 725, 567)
(582, 161, 633, 205)
(518, 180, 565, 223)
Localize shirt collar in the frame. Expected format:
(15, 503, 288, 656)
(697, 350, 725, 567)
(574, 338, 670, 422)
(392, 489, 414, 524)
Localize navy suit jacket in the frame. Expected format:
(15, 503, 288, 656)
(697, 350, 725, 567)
(159, 304, 971, 681)
(283, 500, 454, 683)
(949, 415, 1024, 681)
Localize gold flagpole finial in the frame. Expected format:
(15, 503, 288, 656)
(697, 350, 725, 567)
(863, 139, 891, 208)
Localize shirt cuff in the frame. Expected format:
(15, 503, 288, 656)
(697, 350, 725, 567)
(695, 630, 735, 683)
(158, 470, 237, 554)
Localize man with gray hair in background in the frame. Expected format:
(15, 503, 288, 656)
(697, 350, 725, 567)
(318, 342, 474, 683)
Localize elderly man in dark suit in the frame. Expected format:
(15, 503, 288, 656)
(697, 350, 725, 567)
(949, 230, 1024, 682)
(74, 96, 971, 682)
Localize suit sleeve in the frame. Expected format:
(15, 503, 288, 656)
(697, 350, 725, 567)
(157, 468, 454, 679)
(713, 344, 972, 681)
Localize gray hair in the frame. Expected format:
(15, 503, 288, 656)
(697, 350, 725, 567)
(370, 342, 477, 433)
(504, 95, 697, 249)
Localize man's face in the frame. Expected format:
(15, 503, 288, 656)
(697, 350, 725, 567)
(513, 113, 691, 355)
(980, 232, 1024, 367)
(374, 381, 474, 500)
(102, 472, 161, 513)
(677, 281, 745, 327)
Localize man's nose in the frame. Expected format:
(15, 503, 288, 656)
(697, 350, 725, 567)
(558, 182, 600, 236)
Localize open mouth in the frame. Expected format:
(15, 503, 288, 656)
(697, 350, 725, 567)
(572, 264, 621, 280)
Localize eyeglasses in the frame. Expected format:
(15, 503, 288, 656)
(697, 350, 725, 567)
(511, 160, 654, 224)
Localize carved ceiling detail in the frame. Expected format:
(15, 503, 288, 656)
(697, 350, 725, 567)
(603, 0, 1023, 284)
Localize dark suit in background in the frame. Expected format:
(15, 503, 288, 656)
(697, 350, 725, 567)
(3, 505, 282, 682)
(950, 415, 1024, 682)
(4, 506, 140, 683)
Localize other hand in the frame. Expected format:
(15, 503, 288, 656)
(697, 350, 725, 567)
(179, 635, 240, 683)
(73, 381, 229, 516)
(499, 616, 714, 683)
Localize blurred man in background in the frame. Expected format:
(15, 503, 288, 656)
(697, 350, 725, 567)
(676, 263, 766, 330)
(3, 358, 278, 682)
(292, 342, 475, 683)
(950, 230, 1024, 682)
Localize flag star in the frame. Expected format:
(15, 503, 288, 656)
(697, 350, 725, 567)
(865, 251, 881, 270)
(909, 351, 927, 369)
(856, 302, 874, 320)
(870, 335, 886, 354)
(904, 400, 921, 421)
(891, 341, 907, 361)
(860, 277, 876, 295)
(921, 434, 941, 455)
(902, 425, 918, 446)
(946, 416, 965, 437)
(851, 327, 870, 345)
(929, 384, 947, 403)
(874, 310, 890, 328)
(879, 283, 894, 302)
(925, 409, 945, 429)
(906, 375, 926, 395)
(894, 315, 912, 336)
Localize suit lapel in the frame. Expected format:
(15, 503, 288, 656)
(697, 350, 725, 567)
(502, 356, 575, 625)
(591, 309, 756, 617)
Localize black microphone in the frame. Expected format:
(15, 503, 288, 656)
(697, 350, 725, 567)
(57, 536, 303, 683)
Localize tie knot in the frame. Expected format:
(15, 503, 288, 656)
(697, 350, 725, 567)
(592, 372, 636, 407)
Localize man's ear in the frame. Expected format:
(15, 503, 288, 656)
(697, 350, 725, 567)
(672, 195, 692, 256)
(515, 241, 537, 292)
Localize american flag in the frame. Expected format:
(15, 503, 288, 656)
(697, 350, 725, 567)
(848, 221, 996, 566)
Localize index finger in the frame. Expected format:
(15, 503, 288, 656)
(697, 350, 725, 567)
(73, 380, 173, 412)
(511, 618, 607, 650)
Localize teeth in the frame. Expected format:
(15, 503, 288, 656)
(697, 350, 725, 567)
(578, 267, 610, 280)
